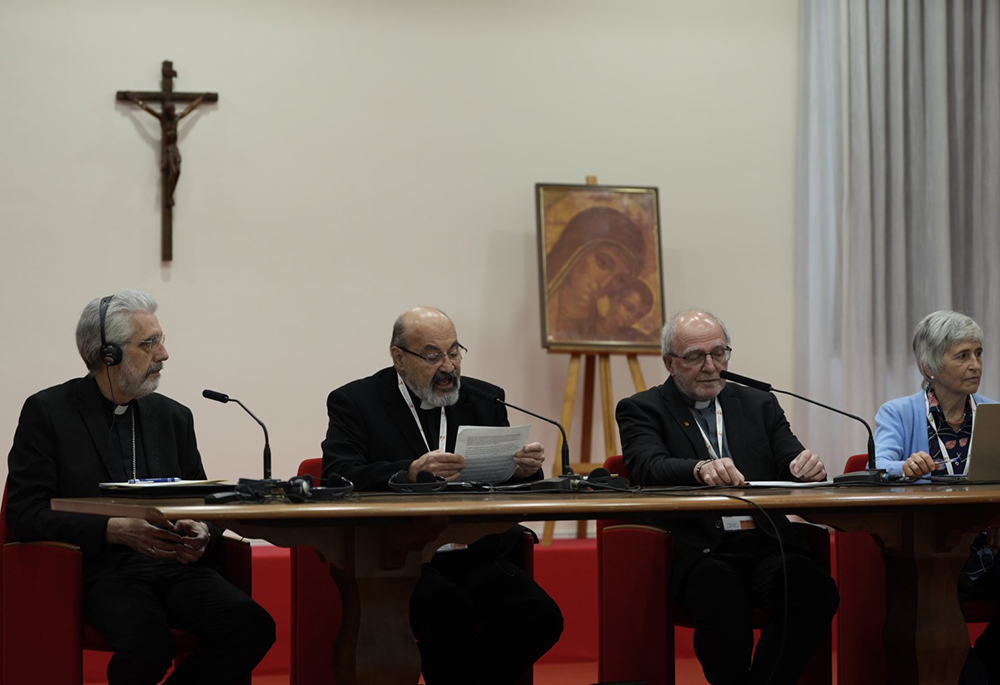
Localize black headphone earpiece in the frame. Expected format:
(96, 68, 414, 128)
(389, 469, 448, 494)
(583, 467, 631, 490)
(99, 295, 123, 367)
(286, 474, 313, 501)
(286, 473, 354, 502)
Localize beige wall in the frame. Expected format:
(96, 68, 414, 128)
(0, 0, 800, 531)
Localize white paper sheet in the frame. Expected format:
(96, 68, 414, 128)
(454, 424, 530, 484)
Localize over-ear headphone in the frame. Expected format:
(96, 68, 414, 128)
(389, 469, 448, 494)
(99, 295, 123, 367)
(286, 473, 354, 502)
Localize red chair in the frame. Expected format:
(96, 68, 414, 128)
(597, 454, 833, 685)
(290, 458, 535, 685)
(0, 480, 252, 685)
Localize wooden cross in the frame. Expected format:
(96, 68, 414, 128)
(116, 60, 218, 261)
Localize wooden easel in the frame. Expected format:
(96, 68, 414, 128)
(539, 174, 660, 544)
(540, 351, 648, 545)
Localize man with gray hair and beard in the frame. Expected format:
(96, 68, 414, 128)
(322, 306, 563, 685)
(6, 290, 275, 684)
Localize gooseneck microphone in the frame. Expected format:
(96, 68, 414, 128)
(719, 370, 885, 484)
(462, 384, 580, 490)
(202, 389, 273, 481)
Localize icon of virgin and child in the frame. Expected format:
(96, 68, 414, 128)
(542, 203, 662, 348)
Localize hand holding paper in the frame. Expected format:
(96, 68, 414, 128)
(513, 442, 546, 479)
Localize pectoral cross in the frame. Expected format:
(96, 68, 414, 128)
(117, 60, 218, 261)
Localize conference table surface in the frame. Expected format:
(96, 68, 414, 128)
(54, 482, 1000, 685)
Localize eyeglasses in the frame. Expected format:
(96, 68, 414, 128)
(668, 346, 732, 366)
(127, 334, 167, 353)
(398, 343, 467, 366)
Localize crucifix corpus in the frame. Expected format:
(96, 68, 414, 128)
(117, 60, 218, 261)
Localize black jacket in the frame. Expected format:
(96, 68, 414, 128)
(6, 376, 221, 581)
(616, 376, 812, 590)
(321, 366, 537, 556)
(322, 366, 514, 490)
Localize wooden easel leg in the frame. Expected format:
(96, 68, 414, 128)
(542, 354, 582, 546)
(598, 354, 617, 458)
(626, 354, 647, 393)
(579, 356, 596, 468)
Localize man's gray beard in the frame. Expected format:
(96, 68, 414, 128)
(118, 361, 162, 399)
(411, 371, 461, 408)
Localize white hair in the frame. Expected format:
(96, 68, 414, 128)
(76, 289, 158, 372)
(912, 310, 984, 388)
(660, 308, 731, 358)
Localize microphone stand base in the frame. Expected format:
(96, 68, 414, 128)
(528, 475, 583, 491)
(832, 469, 887, 485)
(237, 477, 289, 496)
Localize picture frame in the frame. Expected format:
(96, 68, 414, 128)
(536, 183, 665, 353)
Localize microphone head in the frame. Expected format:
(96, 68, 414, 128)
(719, 370, 773, 393)
(462, 383, 500, 403)
(588, 467, 611, 480)
(202, 389, 230, 403)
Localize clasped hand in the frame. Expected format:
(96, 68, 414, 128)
(106, 517, 210, 564)
(696, 450, 826, 485)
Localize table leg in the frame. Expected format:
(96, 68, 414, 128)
(820, 508, 982, 684)
(880, 510, 978, 684)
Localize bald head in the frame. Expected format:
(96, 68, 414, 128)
(390, 307, 463, 408)
(390, 307, 454, 351)
(661, 309, 731, 402)
(661, 309, 730, 359)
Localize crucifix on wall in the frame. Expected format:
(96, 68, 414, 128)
(117, 60, 218, 261)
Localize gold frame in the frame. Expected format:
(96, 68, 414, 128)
(536, 183, 664, 353)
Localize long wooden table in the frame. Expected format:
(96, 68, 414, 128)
(53, 483, 1000, 685)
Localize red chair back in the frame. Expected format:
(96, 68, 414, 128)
(844, 454, 869, 473)
(603, 454, 632, 482)
(290, 458, 344, 685)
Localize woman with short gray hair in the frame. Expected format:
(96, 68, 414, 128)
(875, 310, 990, 478)
(874, 310, 998, 682)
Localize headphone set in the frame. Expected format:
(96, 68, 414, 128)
(578, 467, 632, 491)
(283, 473, 354, 502)
(389, 469, 448, 494)
(207, 473, 355, 504)
(99, 295, 123, 367)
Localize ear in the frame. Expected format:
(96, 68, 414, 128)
(390, 347, 405, 372)
(662, 355, 674, 375)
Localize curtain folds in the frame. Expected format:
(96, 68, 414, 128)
(796, 0, 1000, 472)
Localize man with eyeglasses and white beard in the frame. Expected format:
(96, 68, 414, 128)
(5, 289, 275, 684)
(322, 306, 563, 685)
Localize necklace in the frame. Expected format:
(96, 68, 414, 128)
(130, 408, 136, 481)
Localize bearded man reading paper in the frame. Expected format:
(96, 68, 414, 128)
(321, 306, 562, 685)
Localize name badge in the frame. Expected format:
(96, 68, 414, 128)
(721, 516, 755, 532)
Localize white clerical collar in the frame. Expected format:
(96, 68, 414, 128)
(113, 404, 129, 415)
(693, 399, 712, 410)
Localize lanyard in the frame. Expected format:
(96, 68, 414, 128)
(397, 373, 447, 453)
(924, 391, 975, 476)
(691, 400, 725, 461)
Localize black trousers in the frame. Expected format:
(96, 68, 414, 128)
(409, 548, 564, 685)
(83, 560, 275, 685)
(678, 531, 839, 685)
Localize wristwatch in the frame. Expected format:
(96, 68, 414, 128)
(694, 459, 711, 482)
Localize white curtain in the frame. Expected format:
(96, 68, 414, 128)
(796, 0, 1000, 473)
